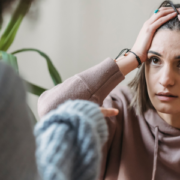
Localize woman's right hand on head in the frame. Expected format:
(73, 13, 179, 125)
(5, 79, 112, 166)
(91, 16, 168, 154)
(131, 7, 179, 63)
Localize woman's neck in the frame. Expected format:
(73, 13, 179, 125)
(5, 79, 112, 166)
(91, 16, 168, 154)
(157, 111, 180, 129)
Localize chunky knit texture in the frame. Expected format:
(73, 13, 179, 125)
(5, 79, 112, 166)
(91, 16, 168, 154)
(35, 99, 108, 180)
(0, 62, 39, 180)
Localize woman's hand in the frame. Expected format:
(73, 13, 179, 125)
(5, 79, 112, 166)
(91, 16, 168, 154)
(115, 7, 179, 76)
(100, 107, 119, 117)
(131, 7, 180, 63)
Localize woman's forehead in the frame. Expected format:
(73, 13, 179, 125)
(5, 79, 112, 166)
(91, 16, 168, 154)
(149, 29, 180, 58)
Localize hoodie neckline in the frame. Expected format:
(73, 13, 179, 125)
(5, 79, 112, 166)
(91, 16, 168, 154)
(144, 108, 180, 136)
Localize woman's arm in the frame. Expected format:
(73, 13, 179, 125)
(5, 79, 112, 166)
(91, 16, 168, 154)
(38, 57, 125, 118)
(37, 54, 138, 118)
(38, 7, 177, 118)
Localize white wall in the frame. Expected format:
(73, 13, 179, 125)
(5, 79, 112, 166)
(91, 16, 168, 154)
(5, 0, 180, 121)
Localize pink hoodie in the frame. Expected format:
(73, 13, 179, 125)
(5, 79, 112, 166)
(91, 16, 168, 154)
(38, 58, 180, 180)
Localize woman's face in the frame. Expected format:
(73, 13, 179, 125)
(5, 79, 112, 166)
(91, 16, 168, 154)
(145, 29, 180, 114)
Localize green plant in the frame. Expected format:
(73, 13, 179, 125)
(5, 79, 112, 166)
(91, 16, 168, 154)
(0, 0, 62, 123)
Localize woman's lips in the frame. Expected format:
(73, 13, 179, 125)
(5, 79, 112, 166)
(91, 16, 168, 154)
(156, 95, 178, 101)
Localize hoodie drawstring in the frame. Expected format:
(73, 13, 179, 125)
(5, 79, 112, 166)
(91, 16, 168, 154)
(151, 126, 159, 180)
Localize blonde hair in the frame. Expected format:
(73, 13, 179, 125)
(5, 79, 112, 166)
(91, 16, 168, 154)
(128, 64, 154, 115)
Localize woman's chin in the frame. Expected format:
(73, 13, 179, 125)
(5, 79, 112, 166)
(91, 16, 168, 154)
(155, 104, 180, 115)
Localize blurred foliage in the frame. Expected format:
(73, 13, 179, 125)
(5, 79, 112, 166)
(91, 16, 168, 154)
(0, 0, 62, 122)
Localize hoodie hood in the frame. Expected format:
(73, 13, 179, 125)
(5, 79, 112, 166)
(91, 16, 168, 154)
(144, 108, 180, 180)
(144, 108, 180, 136)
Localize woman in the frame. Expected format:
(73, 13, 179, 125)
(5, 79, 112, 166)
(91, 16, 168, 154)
(38, 1, 180, 180)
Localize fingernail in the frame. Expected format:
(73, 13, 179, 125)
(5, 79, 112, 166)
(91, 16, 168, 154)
(115, 109, 119, 114)
(178, 15, 180, 21)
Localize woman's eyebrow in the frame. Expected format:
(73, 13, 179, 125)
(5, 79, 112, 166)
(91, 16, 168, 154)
(175, 55, 180, 59)
(148, 50, 162, 57)
(148, 51, 180, 60)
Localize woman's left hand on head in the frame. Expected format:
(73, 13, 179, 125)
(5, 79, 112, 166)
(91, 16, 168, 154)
(131, 7, 180, 63)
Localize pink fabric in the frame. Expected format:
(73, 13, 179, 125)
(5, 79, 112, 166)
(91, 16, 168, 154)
(38, 58, 180, 180)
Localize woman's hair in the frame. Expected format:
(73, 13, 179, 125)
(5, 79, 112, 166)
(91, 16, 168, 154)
(128, 0, 180, 116)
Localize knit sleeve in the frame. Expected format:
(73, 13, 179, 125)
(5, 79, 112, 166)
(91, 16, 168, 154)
(38, 57, 125, 118)
(34, 99, 108, 180)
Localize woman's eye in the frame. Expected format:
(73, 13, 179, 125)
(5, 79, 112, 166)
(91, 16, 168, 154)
(149, 57, 160, 65)
(177, 61, 180, 68)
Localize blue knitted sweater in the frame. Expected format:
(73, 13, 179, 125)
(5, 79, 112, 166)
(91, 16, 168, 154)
(34, 99, 108, 180)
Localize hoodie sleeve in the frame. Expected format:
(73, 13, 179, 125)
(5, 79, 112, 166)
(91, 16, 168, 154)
(38, 57, 125, 118)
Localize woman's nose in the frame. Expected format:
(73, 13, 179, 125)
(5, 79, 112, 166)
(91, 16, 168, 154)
(159, 65, 175, 87)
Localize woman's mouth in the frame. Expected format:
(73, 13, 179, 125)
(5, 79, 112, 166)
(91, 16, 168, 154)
(155, 93, 178, 101)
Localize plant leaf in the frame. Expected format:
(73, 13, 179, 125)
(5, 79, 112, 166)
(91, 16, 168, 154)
(0, 51, 19, 73)
(0, 0, 32, 51)
(12, 48, 62, 85)
(0, 51, 47, 96)
(24, 80, 47, 96)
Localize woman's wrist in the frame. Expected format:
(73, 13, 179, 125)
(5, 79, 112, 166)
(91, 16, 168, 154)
(115, 53, 139, 76)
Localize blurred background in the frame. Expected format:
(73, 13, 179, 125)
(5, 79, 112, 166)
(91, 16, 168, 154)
(2, 0, 179, 121)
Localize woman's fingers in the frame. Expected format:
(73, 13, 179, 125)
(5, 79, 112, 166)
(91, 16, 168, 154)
(100, 107, 119, 117)
(131, 7, 179, 63)
(152, 12, 177, 30)
(158, 6, 180, 12)
(149, 8, 178, 24)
